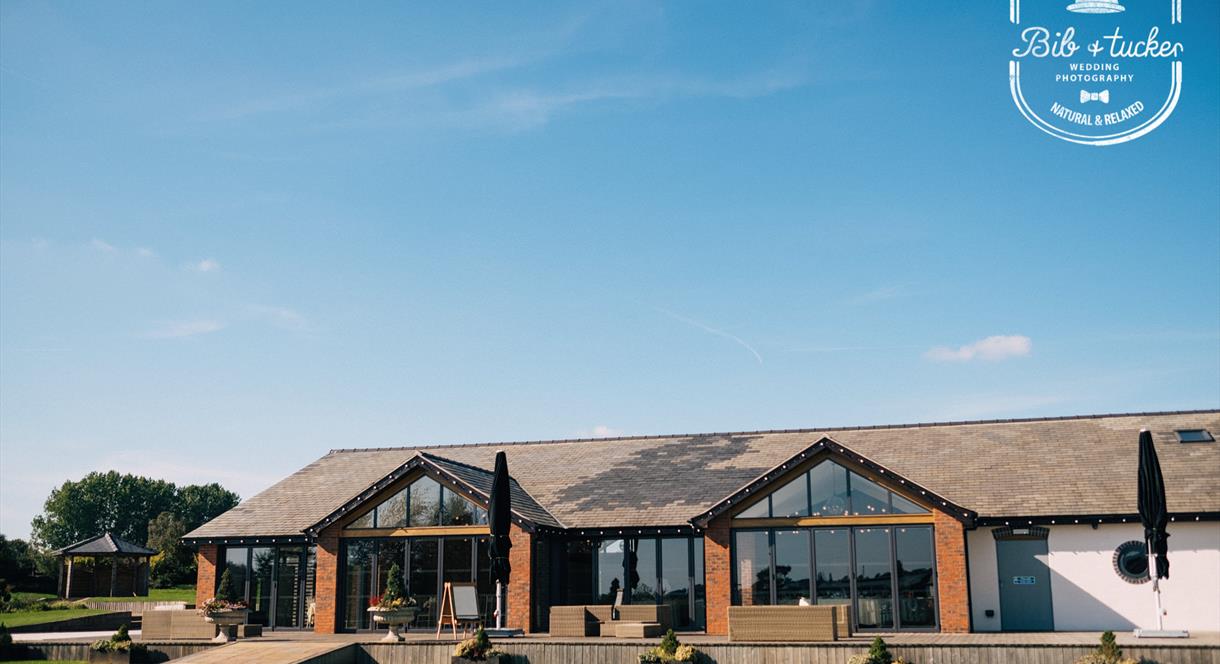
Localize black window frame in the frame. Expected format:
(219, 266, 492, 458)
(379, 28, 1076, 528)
(732, 461, 929, 520)
(728, 525, 939, 632)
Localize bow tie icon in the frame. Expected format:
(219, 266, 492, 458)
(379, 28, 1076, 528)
(1080, 89, 1110, 104)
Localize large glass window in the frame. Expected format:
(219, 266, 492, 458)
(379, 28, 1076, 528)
(770, 475, 810, 518)
(275, 547, 305, 628)
(692, 538, 705, 628)
(809, 462, 850, 516)
(223, 547, 249, 600)
(564, 540, 595, 605)
(342, 540, 375, 630)
(409, 477, 442, 527)
(735, 460, 927, 519)
(895, 527, 936, 627)
(660, 538, 690, 628)
(347, 475, 489, 529)
(628, 538, 657, 603)
(407, 538, 439, 627)
(853, 527, 893, 629)
(375, 489, 407, 529)
(731, 525, 935, 631)
(774, 530, 811, 605)
(249, 547, 275, 626)
(596, 540, 625, 603)
(814, 529, 851, 610)
(733, 531, 771, 606)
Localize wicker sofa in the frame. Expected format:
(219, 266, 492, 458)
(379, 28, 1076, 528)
(548, 604, 672, 637)
(727, 605, 842, 642)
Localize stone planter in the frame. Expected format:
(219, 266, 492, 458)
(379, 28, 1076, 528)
(203, 608, 249, 643)
(452, 656, 506, 664)
(368, 606, 418, 642)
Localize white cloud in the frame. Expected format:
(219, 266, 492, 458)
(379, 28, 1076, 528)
(656, 307, 764, 365)
(925, 335, 1032, 362)
(848, 284, 907, 305)
(135, 247, 156, 258)
(143, 319, 225, 339)
(247, 304, 307, 330)
(188, 258, 221, 272)
(90, 238, 117, 253)
(589, 425, 621, 438)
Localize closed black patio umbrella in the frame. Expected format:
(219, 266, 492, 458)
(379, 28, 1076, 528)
(1135, 429, 1186, 637)
(487, 450, 513, 631)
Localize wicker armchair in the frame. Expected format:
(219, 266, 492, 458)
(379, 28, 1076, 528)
(549, 605, 599, 637)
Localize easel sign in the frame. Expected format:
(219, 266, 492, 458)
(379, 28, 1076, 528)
(436, 581, 482, 638)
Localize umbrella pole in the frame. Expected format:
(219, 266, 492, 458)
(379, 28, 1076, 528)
(1149, 540, 1164, 632)
(492, 578, 502, 629)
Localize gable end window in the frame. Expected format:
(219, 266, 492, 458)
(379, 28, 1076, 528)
(347, 475, 488, 529)
(733, 460, 927, 520)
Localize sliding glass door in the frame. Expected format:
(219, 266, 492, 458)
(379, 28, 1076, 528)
(220, 545, 308, 629)
(730, 525, 937, 631)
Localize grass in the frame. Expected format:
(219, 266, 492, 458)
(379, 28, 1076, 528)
(9, 591, 55, 602)
(85, 585, 195, 603)
(0, 607, 109, 628)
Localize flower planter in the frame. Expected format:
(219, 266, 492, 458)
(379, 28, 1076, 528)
(368, 606, 418, 642)
(452, 656, 506, 664)
(204, 608, 249, 643)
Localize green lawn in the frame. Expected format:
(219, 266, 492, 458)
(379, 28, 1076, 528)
(1, 661, 86, 663)
(86, 585, 195, 603)
(9, 591, 55, 602)
(0, 607, 109, 628)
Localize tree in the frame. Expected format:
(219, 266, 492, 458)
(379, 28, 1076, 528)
(175, 484, 240, 532)
(29, 472, 239, 551)
(147, 513, 193, 588)
(215, 568, 239, 603)
(0, 535, 56, 593)
(30, 472, 177, 550)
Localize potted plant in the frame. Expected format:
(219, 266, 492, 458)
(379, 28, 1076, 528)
(198, 568, 249, 643)
(848, 636, 908, 664)
(638, 629, 702, 663)
(89, 624, 145, 663)
(1072, 631, 1139, 664)
(367, 563, 417, 642)
(453, 626, 506, 664)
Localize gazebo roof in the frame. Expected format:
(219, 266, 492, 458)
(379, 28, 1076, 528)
(55, 533, 156, 556)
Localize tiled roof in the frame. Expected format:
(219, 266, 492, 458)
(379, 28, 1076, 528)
(56, 533, 156, 556)
(184, 410, 1220, 540)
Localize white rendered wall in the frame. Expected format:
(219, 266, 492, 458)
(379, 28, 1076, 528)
(1047, 522, 1220, 632)
(966, 528, 1002, 631)
(967, 522, 1220, 632)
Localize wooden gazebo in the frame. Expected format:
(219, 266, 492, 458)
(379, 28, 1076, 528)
(55, 533, 155, 599)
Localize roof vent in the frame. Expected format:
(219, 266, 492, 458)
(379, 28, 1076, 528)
(1175, 429, 1214, 443)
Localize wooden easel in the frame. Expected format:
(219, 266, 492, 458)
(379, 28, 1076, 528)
(436, 581, 482, 639)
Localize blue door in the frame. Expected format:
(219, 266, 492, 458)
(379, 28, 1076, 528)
(996, 538, 1053, 631)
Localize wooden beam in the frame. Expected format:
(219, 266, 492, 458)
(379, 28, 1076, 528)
(731, 513, 935, 528)
(339, 525, 490, 538)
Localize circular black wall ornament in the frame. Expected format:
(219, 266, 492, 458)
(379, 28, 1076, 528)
(1113, 540, 1151, 584)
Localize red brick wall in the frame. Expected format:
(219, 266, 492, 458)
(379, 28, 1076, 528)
(195, 545, 218, 607)
(507, 524, 532, 632)
(314, 529, 341, 634)
(703, 521, 731, 636)
(934, 509, 970, 633)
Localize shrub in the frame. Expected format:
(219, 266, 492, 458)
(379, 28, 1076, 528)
(372, 563, 414, 610)
(1073, 631, 1139, 664)
(91, 623, 145, 656)
(638, 629, 701, 663)
(454, 626, 504, 661)
(848, 637, 909, 664)
(216, 568, 239, 603)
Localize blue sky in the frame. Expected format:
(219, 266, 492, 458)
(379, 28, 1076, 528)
(2, 2, 1217, 540)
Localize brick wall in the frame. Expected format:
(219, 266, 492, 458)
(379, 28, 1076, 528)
(703, 521, 731, 636)
(934, 509, 970, 633)
(195, 545, 218, 607)
(314, 529, 340, 634)
(507, 524, 532, 632)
